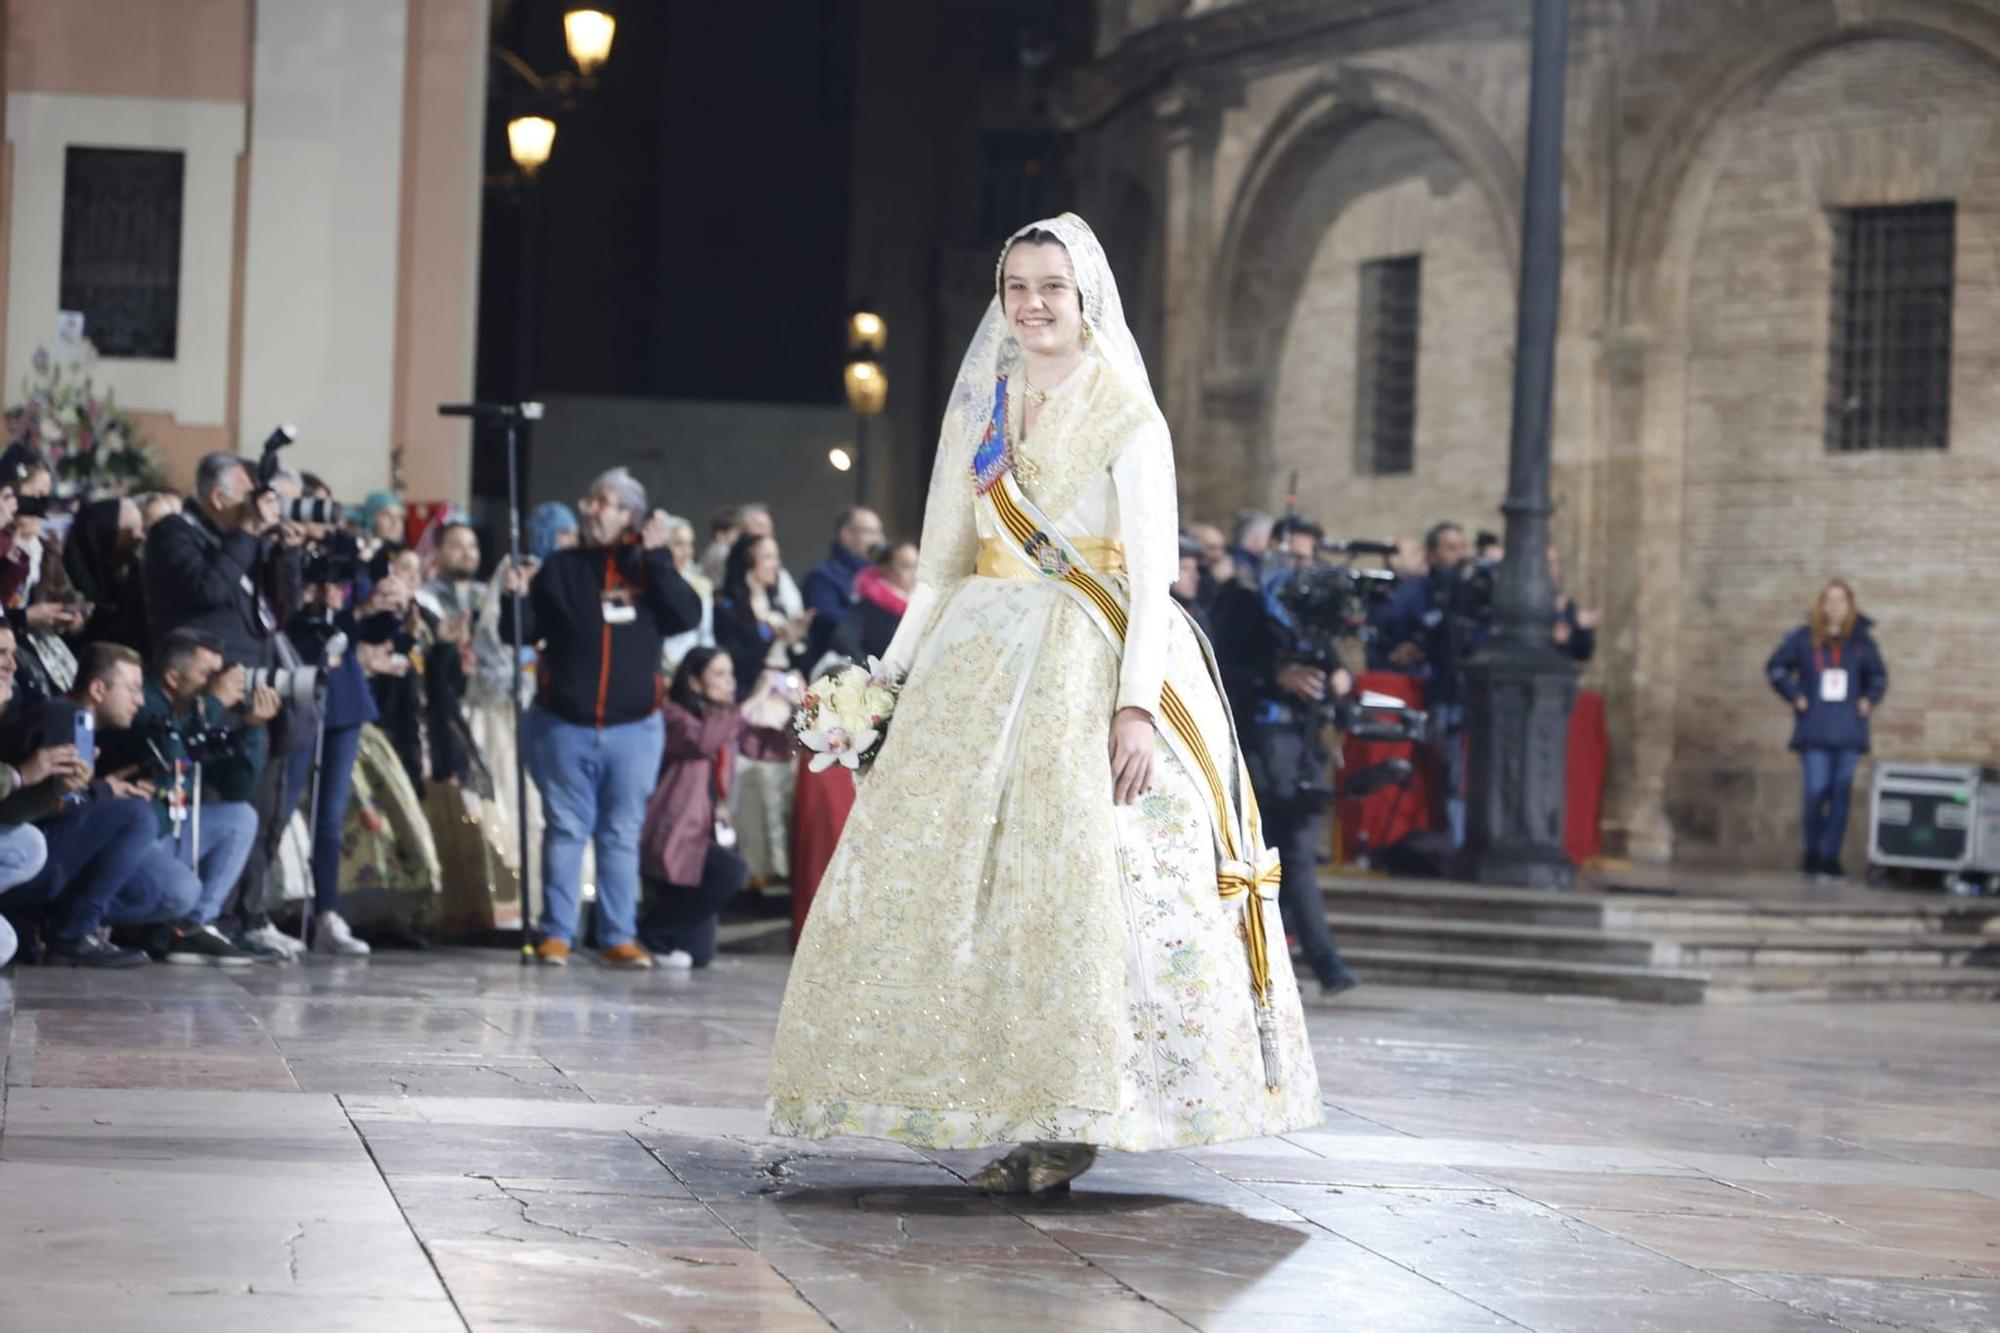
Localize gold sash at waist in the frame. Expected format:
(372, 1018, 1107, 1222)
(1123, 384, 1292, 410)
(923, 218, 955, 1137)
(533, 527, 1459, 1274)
(976, 535, 1126, 579)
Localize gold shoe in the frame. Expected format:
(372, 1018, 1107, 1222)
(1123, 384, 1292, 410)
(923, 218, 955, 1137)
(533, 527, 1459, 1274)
(969, 1146, 1032, 1194)
(1025, 1142, 1098, 1198)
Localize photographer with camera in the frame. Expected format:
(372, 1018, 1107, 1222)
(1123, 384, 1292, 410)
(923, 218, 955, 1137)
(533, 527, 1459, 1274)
(1213, 517, 1361, 998)
(143, 452, 298, 669)
(1381, 522, 1493, 847)
(146, 453, 327, 954)
(2, 644, 202, 967)
(94, 628, 278, 965)
(263, 469, 397, 957)
(503, 467, 702, 968)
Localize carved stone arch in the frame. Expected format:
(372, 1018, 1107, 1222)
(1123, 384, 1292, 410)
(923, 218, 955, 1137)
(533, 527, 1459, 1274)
(1613, 2, 2000, 331)
(1596, 5, 2000, 861)
(1210, 62, 1523, 373)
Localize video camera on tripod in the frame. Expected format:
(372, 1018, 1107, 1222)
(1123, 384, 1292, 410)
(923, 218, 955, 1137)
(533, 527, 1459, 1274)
(1271, 534, 1421, 740)
(1255, 526, 1430, 807)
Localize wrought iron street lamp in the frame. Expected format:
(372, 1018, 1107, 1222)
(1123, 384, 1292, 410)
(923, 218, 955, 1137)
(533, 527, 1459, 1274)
(843, 313, 888, 502)
(561, 8, 616, 75)
(505, 115, 556, 178)
(1459, 0, 1577, 889)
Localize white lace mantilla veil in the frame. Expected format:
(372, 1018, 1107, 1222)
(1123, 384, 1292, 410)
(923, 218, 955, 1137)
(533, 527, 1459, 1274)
(884, 212, 1170, 671)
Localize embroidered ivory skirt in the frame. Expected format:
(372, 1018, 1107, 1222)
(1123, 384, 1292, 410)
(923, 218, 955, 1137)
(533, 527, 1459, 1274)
(767, 575, 1322, 1151)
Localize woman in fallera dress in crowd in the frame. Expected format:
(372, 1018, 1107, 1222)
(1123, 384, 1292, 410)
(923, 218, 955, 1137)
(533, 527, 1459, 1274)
(713, 531, 810, 890)
(768, 214, 1319, 1195)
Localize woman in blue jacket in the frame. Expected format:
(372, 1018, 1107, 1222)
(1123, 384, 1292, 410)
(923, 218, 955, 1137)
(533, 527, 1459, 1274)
(1766, 580, 1888, 878)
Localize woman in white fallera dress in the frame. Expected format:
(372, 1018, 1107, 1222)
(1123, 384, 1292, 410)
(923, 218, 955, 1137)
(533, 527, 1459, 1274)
(767, 214, 1320, 1194)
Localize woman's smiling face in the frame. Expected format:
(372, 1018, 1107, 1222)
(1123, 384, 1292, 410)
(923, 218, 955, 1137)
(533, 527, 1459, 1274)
(1001, 241, 1083, 358)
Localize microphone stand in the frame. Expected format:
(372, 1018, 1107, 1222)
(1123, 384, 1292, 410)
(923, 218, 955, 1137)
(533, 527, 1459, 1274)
(439, 401, 541, 964)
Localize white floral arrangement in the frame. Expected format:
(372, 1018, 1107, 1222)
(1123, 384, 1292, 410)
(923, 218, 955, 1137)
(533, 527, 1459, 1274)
(795, 657, 898, 773)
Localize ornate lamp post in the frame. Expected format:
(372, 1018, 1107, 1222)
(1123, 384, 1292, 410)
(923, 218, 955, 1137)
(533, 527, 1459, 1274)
(1459, 0, 1577, 889)
(843, 310, 888, 503)
(493, 4, 621, 389)
(469, 6, 618, 939)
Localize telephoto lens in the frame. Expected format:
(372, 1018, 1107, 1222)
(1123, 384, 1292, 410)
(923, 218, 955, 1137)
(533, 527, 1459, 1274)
(244, 665, 323, 706)
(282, 496, 341, 526)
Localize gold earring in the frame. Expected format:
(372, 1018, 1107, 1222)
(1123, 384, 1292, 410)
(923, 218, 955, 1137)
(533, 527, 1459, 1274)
(1081, 320, 1095, 345)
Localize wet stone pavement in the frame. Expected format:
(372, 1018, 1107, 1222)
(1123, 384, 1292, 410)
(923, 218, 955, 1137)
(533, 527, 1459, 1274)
(1, 952, 1996, 1331)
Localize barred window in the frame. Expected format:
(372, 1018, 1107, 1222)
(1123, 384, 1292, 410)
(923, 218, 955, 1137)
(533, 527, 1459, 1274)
(59, 147, 185, 360)
(1355, 255, 1420, 476)
(1826, 202, 1954, 452)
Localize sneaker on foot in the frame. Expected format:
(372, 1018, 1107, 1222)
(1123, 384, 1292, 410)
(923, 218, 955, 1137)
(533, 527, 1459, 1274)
(599, 941, 654, 969)
(535, 937, 571, 967)
(661, 949, 693, 970)
(242, 922, 306, 959)
(1321, 971, 1361, 999)
(165, 924, 256, 968)
(46, 931, 148, 969)
(231, 929, 286, 962)
(312, 911, 371, 957)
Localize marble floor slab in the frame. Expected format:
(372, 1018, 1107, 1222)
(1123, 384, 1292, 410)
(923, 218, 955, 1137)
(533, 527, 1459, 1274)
(2, 950, 1996, 1330)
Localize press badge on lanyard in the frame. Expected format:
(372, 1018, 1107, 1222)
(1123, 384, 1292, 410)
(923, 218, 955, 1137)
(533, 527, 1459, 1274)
(602, 589, 636, 625)
(1817, 642, 1849, 703)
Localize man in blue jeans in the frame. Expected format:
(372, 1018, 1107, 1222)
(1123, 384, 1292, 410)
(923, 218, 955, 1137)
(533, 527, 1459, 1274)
(22, 645, 202, 966)
(96, 628, 276, 966)
(504, 467, 701, 968)
(0, 703, 55, 968)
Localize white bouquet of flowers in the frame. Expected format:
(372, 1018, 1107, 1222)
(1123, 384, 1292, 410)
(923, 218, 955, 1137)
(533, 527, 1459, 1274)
(795, 657, 898, 773)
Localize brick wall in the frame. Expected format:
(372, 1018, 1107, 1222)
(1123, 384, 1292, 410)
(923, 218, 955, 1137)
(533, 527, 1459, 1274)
(1106, 1, 2000, 870)
(1224, 118, 1516, 553)
(1671, 37, 2000, 865)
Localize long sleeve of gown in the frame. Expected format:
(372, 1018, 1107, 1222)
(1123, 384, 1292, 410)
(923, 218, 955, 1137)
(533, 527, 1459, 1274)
(1111, 417, 1179, 717)
(881, 428, 977, 677)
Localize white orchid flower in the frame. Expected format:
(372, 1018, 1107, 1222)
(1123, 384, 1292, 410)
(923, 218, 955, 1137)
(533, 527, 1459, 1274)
(801, 725, 879, 772)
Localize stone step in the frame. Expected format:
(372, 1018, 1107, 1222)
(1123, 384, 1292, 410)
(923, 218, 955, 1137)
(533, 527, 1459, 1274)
(1327, 914, 1662, 966)
(1666, 934, 2000, 969)
(1327, 914, 2000, 970)
(1322, 878, 2000, 937)
(1338, 947, 1711, 1004)
(1322, 880, 1611, 928)
(1704, 965, 2000, 1003)
(717, 918, 793, 955)
(1605, 903, 2000, 937)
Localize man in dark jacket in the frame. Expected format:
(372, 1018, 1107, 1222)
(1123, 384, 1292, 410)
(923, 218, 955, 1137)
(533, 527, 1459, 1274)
(96, 628, 275, 966)
(142, 451, 295, 670)
(1213, 527, 1360, 998)
(1380, 522, 1483, 845)
(505, 466, 700, 968)
(14, 644, 201, 967)
(800, 506, 883, 664)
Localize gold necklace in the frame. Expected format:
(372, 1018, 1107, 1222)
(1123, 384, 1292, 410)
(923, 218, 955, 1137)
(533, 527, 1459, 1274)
(1023, 376, 1049, 408)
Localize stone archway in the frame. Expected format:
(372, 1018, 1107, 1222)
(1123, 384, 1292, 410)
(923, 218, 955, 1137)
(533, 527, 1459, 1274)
(1602, 8, 2000, 863)
(1198, 69, 1521, 538)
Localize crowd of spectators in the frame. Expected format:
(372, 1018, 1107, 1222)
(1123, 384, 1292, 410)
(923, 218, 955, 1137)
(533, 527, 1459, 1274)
(1178, 508, 1601, 856)
(0, 434, 1620, 975)
(0, 425, 928, 974)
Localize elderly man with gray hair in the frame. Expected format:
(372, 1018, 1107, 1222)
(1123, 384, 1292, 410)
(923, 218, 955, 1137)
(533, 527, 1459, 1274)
(502, 466, 701, 968)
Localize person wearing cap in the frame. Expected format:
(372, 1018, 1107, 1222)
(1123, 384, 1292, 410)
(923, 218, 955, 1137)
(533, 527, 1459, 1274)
(502, 467, 700, 968)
